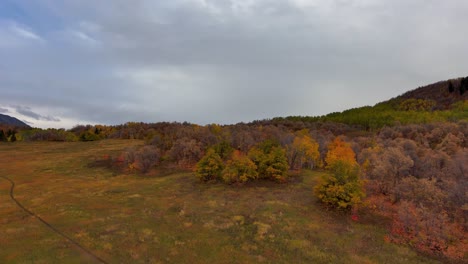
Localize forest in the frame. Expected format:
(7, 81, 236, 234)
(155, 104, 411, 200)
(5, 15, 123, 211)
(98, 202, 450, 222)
(1, 77, 467, 261)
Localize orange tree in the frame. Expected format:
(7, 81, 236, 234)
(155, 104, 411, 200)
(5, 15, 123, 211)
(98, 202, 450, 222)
(325, 137, 357, 168)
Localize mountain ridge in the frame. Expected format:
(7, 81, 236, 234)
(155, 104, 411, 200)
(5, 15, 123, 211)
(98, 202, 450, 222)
(0, 114, 31, 128)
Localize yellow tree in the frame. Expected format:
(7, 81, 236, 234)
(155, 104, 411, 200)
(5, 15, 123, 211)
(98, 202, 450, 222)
(289, 129, 321, 170)
(195, 148, 224, 182)
(315, 136, 364, 209)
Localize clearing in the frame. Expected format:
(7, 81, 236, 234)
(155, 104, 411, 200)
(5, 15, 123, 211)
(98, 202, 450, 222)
(0, 140, 439, 263)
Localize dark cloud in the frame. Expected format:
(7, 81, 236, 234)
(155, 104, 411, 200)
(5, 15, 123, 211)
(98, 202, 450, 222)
(14, 105, 60, 122)
(0, 0, 467, 128)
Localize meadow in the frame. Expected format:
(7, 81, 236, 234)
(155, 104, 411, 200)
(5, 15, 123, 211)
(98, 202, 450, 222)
(0, 140, 440, 263)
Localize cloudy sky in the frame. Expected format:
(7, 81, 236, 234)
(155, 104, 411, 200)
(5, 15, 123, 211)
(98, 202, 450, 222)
(1, 0, 467, 128)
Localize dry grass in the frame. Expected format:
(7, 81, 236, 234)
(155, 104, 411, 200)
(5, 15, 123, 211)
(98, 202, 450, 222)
(0, 140, 439, 263)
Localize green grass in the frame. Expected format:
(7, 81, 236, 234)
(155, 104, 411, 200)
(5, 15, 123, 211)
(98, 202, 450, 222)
(0, 140, 441, 263)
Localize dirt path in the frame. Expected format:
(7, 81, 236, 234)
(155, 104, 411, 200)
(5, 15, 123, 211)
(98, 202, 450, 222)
(0, 175, 108, 264)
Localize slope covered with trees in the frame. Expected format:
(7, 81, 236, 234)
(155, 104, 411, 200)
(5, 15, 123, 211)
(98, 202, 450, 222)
(274, 77, 468, 130)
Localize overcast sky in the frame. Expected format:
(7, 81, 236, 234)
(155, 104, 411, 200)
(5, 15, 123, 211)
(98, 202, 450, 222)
(1, 0, 467, 128)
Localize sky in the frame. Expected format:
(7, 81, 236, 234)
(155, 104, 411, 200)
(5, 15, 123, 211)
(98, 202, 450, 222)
(0, 0, 467, 129)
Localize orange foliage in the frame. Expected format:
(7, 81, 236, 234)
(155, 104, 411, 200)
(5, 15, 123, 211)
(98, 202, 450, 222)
(325, 137, 357, 168)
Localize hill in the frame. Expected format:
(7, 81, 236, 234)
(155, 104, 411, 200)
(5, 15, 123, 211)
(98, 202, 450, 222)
(273, 76, 468, 130)
(389, 76, 468, 110)
(0, 114, 30, 128)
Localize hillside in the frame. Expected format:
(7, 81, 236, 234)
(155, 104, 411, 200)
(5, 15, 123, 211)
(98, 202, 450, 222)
(0, 114, 30, 128)
(389, 76, 468, 110)
(274, 76, 468, 129)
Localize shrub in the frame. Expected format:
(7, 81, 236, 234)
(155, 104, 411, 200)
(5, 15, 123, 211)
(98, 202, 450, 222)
(134, 146, 161, 173)
(314, 161, 365, 209)
(249, 142, 289, 182)
(123, 146, 161, 173)
(195, 148, 224, 181)
(221, 151, 258, 184)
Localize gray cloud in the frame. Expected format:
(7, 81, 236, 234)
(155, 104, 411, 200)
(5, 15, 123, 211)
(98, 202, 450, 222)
(0, 107, 8, 113)
(14, 105, 60, 122)
(0, 0, 467, 128)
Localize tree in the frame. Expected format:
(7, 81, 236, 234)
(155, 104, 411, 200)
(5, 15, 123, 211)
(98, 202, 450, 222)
(314, 161, 365, 209)
(222, 150, 258, 184)
(248, 141, 289, 182)
(10, 132, 17, 142)
(448, 81, 454, 93)
(325, 137, 357, 168)
(212, 140, 234, 160)
(288, 130, 321, 170)
(0, 130, 6, 142)
(460, 77, 467, 95)
(195, 149, 224, 182)
(169, 137, 204, 167)
(372, 147, 413, 199)
(132, 146, 161, 173)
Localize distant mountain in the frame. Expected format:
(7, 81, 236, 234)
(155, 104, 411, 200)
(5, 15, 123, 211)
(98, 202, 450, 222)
(0, 114, 31, 128)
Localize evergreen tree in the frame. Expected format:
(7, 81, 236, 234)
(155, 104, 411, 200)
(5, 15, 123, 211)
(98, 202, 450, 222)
(460, 77, 467, 95)
(0, 130, 6, 142)
(448, 82, 454, 93)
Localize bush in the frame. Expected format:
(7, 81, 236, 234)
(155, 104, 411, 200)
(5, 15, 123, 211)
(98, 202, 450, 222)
(124, 146, 161, 173)
(221, 151, 258, 184)
(249, 142, 289, 182)
(195, 149, 224, 181)
(134, 146, 161, 173)
(314, 161, 365, 209)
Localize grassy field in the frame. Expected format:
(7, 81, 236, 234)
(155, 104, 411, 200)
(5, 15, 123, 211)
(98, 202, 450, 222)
(0, 140, 440, 263)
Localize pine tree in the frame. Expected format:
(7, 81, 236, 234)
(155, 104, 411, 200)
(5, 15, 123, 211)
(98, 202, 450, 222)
(0, 130, 6, 142)
(448, 82, 454, 93)
(460, 77, 467, 95)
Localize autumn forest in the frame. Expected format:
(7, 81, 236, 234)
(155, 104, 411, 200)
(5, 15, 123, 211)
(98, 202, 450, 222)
(1, 77, 467, 263)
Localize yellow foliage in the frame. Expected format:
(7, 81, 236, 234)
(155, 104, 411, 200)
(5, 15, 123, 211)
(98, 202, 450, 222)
(289, 129, 321, 169)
